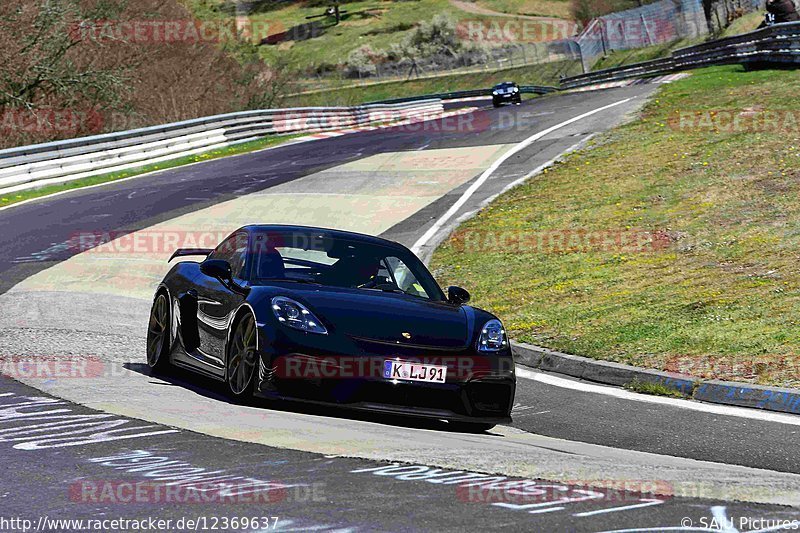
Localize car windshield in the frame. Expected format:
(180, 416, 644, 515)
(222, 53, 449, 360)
(495, 82, 515, 89)
(247, 229, 445, 301)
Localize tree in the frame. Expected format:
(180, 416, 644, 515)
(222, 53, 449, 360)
(0, 0, 127, 112)
(0, 0, 298, 147)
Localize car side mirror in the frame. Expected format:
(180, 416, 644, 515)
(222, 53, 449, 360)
(200, 259, 232, 281)
(447, 286, 470, 305)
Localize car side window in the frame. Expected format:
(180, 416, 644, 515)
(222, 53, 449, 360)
(209, 232, 248, 280)
(384, 256, 430, 299)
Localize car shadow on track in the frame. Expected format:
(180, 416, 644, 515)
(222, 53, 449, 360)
(124, 363, 501, 436)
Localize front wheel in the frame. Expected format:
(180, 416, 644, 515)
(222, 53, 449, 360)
(226, 312, 258, 400)
(146, 293, 171, 373)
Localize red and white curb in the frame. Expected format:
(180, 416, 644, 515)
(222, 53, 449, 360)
(567, 73, 690, 93)
(446, 95, 493, 103)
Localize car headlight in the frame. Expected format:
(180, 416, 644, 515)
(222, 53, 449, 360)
(271, 296, 327, 334)
(477, 319, 508, 352)
(512, 87, 519, 93)
(492, 90, 499, 95)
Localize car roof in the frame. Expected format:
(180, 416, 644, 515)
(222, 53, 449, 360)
(495, 81, 516, 86)
(237, 224, 409, 251)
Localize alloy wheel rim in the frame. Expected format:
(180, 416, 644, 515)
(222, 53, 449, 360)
(228, 315, 256, 395)
(147, 294, 168, 366)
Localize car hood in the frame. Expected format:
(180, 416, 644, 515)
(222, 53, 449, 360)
(253, 284, 473, 349)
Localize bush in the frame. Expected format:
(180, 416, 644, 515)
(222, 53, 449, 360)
(346, 45, 384, 77)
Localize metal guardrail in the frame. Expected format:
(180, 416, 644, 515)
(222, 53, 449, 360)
(560, 22, 800, 89)
(0, 100, 443, 194)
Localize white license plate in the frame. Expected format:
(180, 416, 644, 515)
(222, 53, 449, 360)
(383, 360, 447, 383)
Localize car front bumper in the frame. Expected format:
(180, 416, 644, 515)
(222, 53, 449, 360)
(255, 328, 516, 423)
(493, 93, 521, 105)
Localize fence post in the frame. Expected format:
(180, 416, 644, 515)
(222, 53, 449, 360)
(641, 14, 652, 46)
(600, 20, 608, 56)
(575, 40, 587, 73)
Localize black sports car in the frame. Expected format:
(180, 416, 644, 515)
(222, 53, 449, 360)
(492, 81, 522, 107)
(147, 225, 516, 430)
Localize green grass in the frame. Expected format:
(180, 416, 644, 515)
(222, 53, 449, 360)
(718, 11, 763, 38)
(183, 0, 649, 76)
(474, 0, 574, 19)
(0, 134, 303, 207)
(475, 0, 653, 19)
(430, 65, 800, 388)
(624, 379, 688, 398)
(283, 60, 580, 106)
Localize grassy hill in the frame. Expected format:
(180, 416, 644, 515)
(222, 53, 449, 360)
(185, 0, 500, 71)
(179, 0, 678, 91)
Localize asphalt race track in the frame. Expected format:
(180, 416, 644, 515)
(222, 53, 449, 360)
(2, 374, 799, 532)
(2, 85, 800, 532)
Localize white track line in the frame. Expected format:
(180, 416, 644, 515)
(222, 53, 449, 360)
(515, 366, 800, 427)
(410, 97, 633, 253)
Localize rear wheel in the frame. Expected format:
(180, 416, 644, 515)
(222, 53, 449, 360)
(146, 293, 171, 373)
(226, 313, 258, 400)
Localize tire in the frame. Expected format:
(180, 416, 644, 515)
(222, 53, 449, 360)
(492, 101, 500, 108)
(226, 312, 258, 400)
(449, 421, 495, 433)
(146, 293, 171, 373)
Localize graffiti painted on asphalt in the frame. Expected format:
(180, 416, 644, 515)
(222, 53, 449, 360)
(0, 392, 178, 450)
(350, 463, 666, 517)
(83, 449, 315, 504)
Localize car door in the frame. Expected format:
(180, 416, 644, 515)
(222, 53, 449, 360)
(194, 231, 250, 367)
